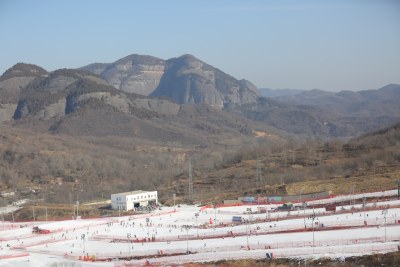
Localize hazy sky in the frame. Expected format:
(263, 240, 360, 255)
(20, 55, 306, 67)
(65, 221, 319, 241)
(1, 0, 399, 91)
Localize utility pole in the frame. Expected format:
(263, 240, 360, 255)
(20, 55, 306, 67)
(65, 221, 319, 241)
(349, 184, 355, 206)
(383, 209, 388, 242)
(282, 150, 289, 185)
(186, 227, 189, 254)
(299, 188, 304, 205)
(214, 204, 217, 225)
(363, 197, 366, 224)
(299, 188, 306, 229)
(32, 206, 35, 221)
(195, 213, 199, 237)
(397, 179, 400, 199)
(146, 218, 150, 237)
(73, 170, 85, 219)
(127, 233, 131, 254)
(45, 206, 48, 221)
(183, 225, 191, 255)
(256, 159, 262, 188)
(245, 216, 249, 248)
(76, 184, 83, 219)
(311, 205, 316, 247)
(188, 159, 193, 203)
(76, 200, 79, 219)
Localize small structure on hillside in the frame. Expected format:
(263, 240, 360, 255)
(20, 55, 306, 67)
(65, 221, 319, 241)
(111, 190, 158, 211)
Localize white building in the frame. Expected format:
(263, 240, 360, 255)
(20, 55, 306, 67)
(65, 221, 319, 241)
(111, 190, 158, 211)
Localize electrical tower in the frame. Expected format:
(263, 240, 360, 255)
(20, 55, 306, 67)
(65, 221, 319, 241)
(188, 159, 194, 202)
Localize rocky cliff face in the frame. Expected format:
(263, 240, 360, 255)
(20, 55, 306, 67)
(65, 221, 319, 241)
(0, 63, 49, 121)
(80, 54, 165, 96)
(150, 54, 260, 108)
(0, 63, 48, 104)
(0, 103, 17, 122)
(0, 77, 37, 104)
(81, 54, 260, 108)
(0, 65, 180, 123)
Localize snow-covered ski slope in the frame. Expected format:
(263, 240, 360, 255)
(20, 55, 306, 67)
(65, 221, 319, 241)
(0, 190, 399, 266)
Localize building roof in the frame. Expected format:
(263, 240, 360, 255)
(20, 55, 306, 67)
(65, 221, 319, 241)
(111, 190, 157, 196)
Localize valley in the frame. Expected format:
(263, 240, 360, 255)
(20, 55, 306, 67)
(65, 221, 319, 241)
(0, 54, 399, 266)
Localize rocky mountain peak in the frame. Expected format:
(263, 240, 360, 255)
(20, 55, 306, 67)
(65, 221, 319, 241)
(80, 54, 165, 96)
(176, 54, 199, 63)
(150, 54, 260, 107)
(80, 53, 260, 107)
(0, 63, 48, 81)
(114, 54, 165, 65)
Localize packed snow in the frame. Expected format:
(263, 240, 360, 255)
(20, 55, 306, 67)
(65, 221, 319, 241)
(0, 190, 399, 266)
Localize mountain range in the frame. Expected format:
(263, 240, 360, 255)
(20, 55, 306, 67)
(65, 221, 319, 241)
(258, 88, 305, 98)
(246, 84, 400, 136)
(1, 53, 400, 205)
(0, 54, 399, 139)
(80, 54, 260, 108)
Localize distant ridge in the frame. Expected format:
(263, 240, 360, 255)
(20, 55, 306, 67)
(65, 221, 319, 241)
(0, 54, 399, 138)
(274, 84, 400, 117)
(258, 88, 305, 98)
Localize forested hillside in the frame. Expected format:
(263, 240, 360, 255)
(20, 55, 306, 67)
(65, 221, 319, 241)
(1, 122, 399, 206)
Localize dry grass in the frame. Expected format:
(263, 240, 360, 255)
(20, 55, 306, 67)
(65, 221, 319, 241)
(287, 173, 400, 196)
(188, 251, 400, 266)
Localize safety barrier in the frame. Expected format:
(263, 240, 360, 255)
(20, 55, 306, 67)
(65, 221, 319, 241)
(0, 252, 29, 259)
(199, 205, 212, 211)
(16, 247, 71, 258)
(16, 232, 400, 263)
(1, 233, 38, 242)
(128, 210, 177, 221)
(109, 241, 400, 266)
(0, 222, 40, 231)
(272, 242, 400, 258)
(14, 226, 399, 263)
(11, 237, 73, 250)
(88, 217, 398, 245)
